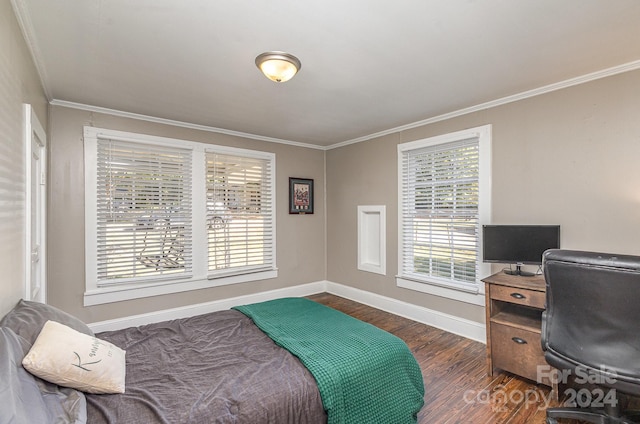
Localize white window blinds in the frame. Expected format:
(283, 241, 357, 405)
(85, 127, 278, 305)
(95, 138, 192, 286)
(400, 137, 480, 289)
(206, 152, 274, 277)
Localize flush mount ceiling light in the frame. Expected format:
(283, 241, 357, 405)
(255, 51, 301, 83)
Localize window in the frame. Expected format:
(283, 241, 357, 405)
(95, 139, 193, 284)
(84, 127, 276, 306)
(397, 125, 491, 301)
(205, 152, 274, 277)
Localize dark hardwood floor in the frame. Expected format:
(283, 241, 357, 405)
(308, 293, 567, 424)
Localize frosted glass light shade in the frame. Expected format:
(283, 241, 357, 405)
(255, 52, 301, 83)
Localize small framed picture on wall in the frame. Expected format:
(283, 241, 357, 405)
(289, 177, 314, 214)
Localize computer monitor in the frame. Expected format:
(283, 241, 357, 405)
(482, 225, 560, 276)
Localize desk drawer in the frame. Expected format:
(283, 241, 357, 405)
(491, 323, 547, 384)
(491, 284, 545, 309)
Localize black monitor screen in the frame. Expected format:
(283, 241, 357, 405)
(482, 225, 560, 265)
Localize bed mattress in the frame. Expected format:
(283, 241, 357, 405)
(86, 309, 327, 424)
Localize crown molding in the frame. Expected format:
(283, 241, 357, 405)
(10, 0, 52, 100)
(50, 100, 326, 150)
(327, 59, 640, 150)
(51, 56, 640, 152)
(15, 0, 640, 153)
(45, 58, 640, 152)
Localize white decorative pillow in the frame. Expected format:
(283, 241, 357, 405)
(22, 320, 126, 394)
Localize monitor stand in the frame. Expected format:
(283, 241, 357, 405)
(504, 264, 535, 277)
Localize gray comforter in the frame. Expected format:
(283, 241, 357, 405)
(86, 310, 327, 424)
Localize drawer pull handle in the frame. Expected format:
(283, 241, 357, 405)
(510, 292, 526, 300)
(512, 337, 528, 345)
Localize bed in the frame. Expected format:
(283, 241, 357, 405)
(0, 297, 425, 424)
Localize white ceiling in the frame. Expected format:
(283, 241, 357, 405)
(14, 0, 640, 147)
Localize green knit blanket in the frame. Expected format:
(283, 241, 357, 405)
(233, 298, 424, 424)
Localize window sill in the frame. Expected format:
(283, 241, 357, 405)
(396, 276, 485, 306)
(84, 269, 278, 306)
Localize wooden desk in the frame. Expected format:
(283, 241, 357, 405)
(483, 271, 557, 393)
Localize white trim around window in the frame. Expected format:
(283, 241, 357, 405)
(84, 127, 277, 306)
(396, 125, 492, 304)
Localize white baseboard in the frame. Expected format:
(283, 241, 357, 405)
(88, 279, 486, 344)
(88, 281, 325, 333)
(326, 281, 487, 343)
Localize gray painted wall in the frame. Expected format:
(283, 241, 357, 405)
(47, 106, 326, 323)
(326, 69, 640, 325)
(0, 0, 48, 317)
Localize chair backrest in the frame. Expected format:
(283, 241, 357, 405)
(542, 249, 640, 395)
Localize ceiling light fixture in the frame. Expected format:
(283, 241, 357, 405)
(255, 51, 301, 83)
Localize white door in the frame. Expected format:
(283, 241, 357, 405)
(24, 105, 47, 303)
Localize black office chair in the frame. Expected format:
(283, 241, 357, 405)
(542, 249, 640, 424)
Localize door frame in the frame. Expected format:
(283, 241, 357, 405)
(24, 104, 47, 303)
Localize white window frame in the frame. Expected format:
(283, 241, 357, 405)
(84, 127, 277, 306)
(396, 125, 492, 305)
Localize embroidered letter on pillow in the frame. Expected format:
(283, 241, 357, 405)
(22, 320, 126, 394)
